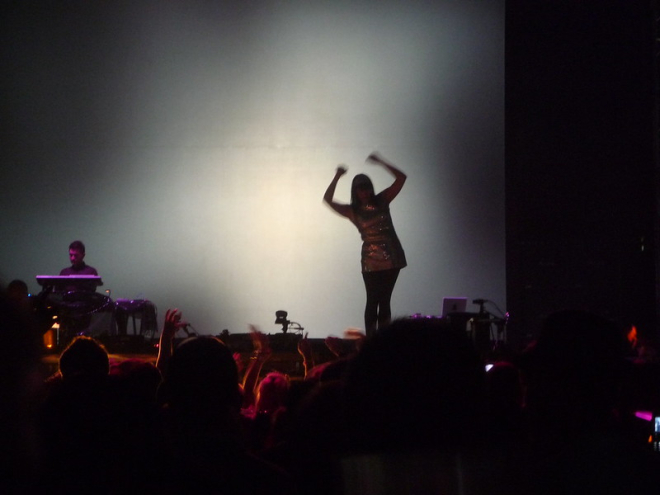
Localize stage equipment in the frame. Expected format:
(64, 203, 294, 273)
(115, 299, 158, 338)
(38, 290, 113, 345)
(57, 290, 113, 315)
(34, 275, 112, 345)
(36, 275, 103, 291)
(441, 297, 468, 317)
(274, 310, 304, 334)
(412, 298, 509, 357)
(467, 298, 508, 354)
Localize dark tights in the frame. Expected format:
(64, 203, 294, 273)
(362, 268, 400, 337)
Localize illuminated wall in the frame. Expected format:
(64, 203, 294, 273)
(1, 1, 504, 338)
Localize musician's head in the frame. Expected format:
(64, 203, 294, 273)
(68, 240, 86, 267)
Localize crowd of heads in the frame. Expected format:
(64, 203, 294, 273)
(2, 281, 660, 494)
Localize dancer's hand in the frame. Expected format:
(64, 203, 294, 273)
(366, 153, 383, 164)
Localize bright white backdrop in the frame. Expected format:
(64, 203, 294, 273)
(1, 1, 504, 337)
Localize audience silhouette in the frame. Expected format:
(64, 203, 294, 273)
(157, 334, 294, 494)
(514, 309, 660, 494)
(38, 336, 115, 493)
(4, 282, 660, 495)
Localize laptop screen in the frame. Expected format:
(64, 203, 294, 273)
(441, 297, 468, 317)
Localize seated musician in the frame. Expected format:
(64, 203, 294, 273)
(49, 240, 106, 340)
(60, 240, 99, 292)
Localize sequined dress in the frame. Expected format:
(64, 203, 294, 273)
(352, 198, 407, 273)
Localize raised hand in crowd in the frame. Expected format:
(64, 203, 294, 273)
(344, 328, 366, 353)
(297, 332, 314, 377)
(156, 308, 188, 374)
(241, 325, 272, 410)
(324, 335, 344, 358)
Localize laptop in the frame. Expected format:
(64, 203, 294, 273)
(441, 297, 468, 317)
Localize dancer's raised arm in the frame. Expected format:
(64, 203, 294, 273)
(323, 165, 352, 218)
(367, 153, 406, 204)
